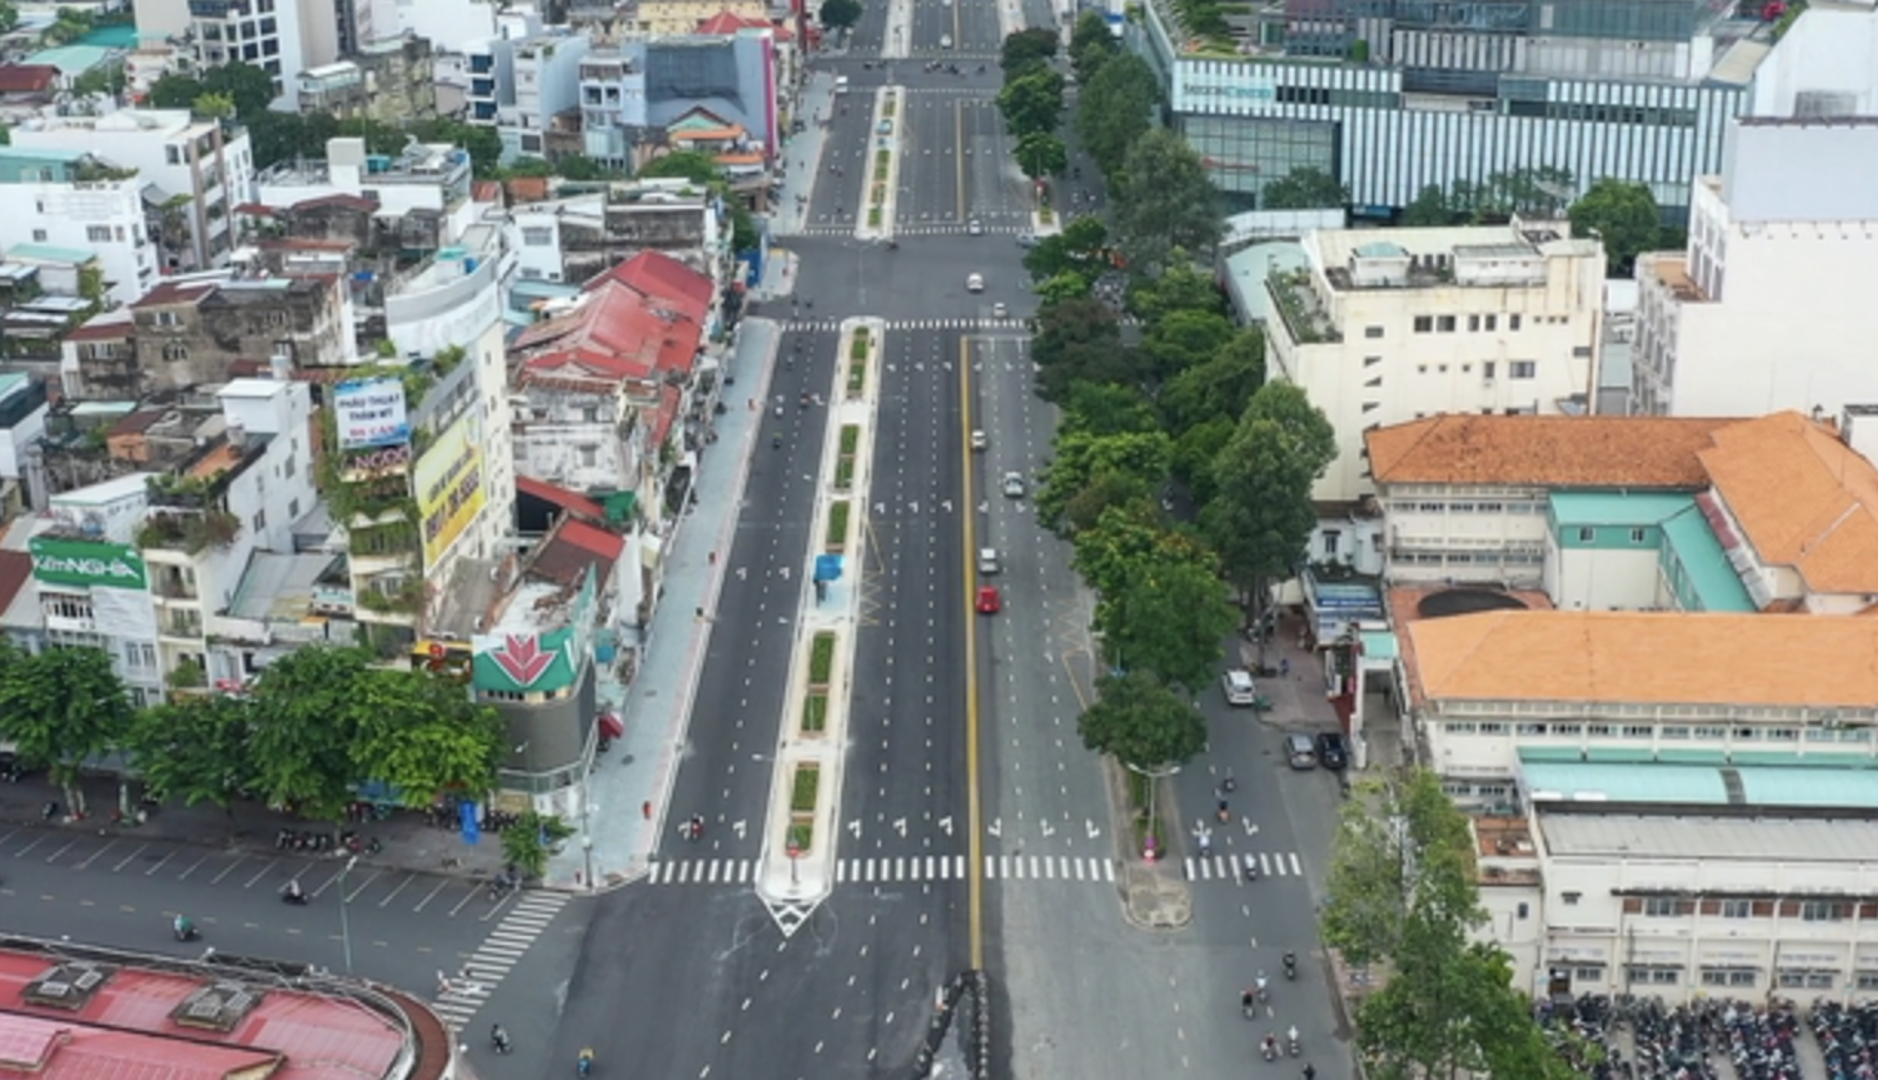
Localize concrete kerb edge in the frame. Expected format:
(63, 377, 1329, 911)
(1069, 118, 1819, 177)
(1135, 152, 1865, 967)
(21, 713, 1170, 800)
(855, 86, 903, 242)
(754, 316, 885, 903)
(583, 321, 780, 890)
(1100, 755, 1195, 931)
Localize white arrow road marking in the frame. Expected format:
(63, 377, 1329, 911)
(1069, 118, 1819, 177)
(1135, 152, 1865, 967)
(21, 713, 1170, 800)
(848, 819, 863, 838)
(1085, 819, 1100, 840)
(938, 816, 954, 836)
(987, 817, 1001, 839)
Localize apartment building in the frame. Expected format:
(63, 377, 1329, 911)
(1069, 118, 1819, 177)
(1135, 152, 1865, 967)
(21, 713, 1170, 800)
(1265, 220, 1605, 501)
(185, 0, 341, 108)
(0, 148, 156, 306)
(296, 34, 438, 125)
(125, 274, 352, 393)
(10, 110, 254, 273)
(576, 32, 779, 171)
(465, 28, 591, 162)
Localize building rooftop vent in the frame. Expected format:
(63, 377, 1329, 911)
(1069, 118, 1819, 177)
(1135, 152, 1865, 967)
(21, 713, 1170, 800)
(170, 980, 267, 1032)
(24, 961, 115, 1010)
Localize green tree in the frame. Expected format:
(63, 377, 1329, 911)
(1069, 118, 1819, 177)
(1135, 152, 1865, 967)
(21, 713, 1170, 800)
(1069, 9, 1118, 84)
(1126, 257, 1223, 325)
(637, 149, 721, 185)
(1140, 308, 1235, 382)
(0, 1, 18, 33)
(126, 696, 253, 812)
(1000, 27, 1059, 75)
(1014, 131, 1068, 181)
(1400, 182, 1462, 227)
(1159, 327, 1266, 435)
(73, 64, 126, 98)
(1078, 670, 1208, 769)
(192, 92, 236, 120)
(997, 68, 1066, 138)
(246, 111, 340, 170)
(1202, 383, 1336, 642)
(1062, 380, 1160, 437)
(1568, 178, 1664, 275)
(147, 72, 206, 111)
(1031, 296, 1133, 401)
(1170, 416, 1235, 506)
(555, 153, 624, 181)
(411, 118, 504, 178)
(1111, 128, 1221, 272)
(819, 0, 862, 30)
(1261, 165, 1348, 210)
(503, 155, 555, 178)
(1072, 502, 1207, 607)
(1037, 428, 1174, 531)
(201, 61, 277, 118)
(1096, 549, 1237, 692)
(242, 646, 378, 821)
(500, 811, 574, 880)
(41, 5, 93, 45)
(1022, 215, 1107, 282)
(1036, 270, 1093, 304)
(1060, 470, 1156, 535)
(350, 668, 502, 805)
(0, 645, 134, 817)
(1075, 53, 1158, 178)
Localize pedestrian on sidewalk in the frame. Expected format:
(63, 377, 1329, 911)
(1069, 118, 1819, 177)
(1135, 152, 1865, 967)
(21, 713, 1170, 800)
(1280, 657, 1291, 678)
(642, 801, 652, 820)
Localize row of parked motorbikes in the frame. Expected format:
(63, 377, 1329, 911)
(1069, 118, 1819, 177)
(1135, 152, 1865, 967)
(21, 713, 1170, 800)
(274, 827, 383, 855)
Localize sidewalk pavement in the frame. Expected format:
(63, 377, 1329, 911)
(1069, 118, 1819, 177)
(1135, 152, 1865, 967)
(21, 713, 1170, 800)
(774, 73, 838, 234)
(0, 775, 510, 880)
(543, 317, 780, 891)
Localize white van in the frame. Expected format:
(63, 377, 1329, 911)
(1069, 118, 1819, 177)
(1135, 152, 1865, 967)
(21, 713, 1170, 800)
(1221, 669, 1258, 706)
(834, 75, 850, 93)
(940, 33, 953, 48)
(978, 548, 1000, 575)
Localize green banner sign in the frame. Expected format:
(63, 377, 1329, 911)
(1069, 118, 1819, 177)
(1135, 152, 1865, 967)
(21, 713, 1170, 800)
(29, 536, 149, 591)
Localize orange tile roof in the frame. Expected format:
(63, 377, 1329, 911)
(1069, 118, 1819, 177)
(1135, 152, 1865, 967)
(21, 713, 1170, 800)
(1365, 414, 1734, 488)
(1407, 610, 1878, 708)
(1698, 411, 1878, 593)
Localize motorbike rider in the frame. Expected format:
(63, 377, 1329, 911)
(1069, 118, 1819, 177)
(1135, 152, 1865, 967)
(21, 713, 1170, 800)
(1261, 1034, 1279, 1059)
(490, 1024, 511, 1053)
(174, 914, 193, 939)
(1240, 988, 1255, 1013)
(577, 1047, 596, 1076)
(1283, 951, 1297, 977)
(283, 879, 305, 904)
(1287, 1024, 1300, 1051)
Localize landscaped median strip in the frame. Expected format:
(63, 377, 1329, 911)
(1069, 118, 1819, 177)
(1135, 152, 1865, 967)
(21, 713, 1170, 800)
(857, 88, 903, 241)
(755, 318, 887, 922)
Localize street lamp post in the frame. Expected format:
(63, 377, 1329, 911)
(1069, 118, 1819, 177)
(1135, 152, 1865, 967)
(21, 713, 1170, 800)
(1124, 761, 1181, 862)
(337, 855, 359, 974)
(582, 836, 595, 893)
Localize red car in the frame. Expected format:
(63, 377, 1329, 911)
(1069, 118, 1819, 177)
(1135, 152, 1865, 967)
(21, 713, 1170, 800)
(976, 585, 1001, 614)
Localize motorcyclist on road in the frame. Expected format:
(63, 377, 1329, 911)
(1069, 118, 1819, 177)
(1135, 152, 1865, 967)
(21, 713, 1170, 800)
(491, 1024, 511, 1053)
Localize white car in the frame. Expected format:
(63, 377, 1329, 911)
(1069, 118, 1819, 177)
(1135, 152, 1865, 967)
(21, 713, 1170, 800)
(991, 301, 1008, 317)
(1015, 232, 1039, 248)
(968, 219, 984, 236)
(1001, 472, 1026, 498)
(966, 273, 984, 293)
(970, 430, 987, 451)
(1221, 669, 1259, 706)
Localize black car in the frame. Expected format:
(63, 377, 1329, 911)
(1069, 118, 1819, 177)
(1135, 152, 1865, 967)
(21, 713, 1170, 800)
(1315, 732, 1350, 771)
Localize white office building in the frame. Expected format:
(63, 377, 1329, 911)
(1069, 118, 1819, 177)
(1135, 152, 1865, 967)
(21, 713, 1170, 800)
(0, 149, 157, 306)
(10, 110, 254, 273)
(1631, 115, 1878, 416)
(1265, 220, 1605, 501)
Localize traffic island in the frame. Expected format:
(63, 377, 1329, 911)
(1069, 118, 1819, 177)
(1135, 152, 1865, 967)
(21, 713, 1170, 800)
(756, 318, 887, 915)
(857, 88, 903, 242)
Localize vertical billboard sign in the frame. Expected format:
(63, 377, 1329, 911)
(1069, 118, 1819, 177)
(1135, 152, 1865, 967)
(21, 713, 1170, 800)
(413, 413, 487, 567)
(333, 378, 412, 450)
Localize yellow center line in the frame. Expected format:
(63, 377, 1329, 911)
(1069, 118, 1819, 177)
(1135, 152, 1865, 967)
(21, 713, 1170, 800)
(960, 335, 985, 971)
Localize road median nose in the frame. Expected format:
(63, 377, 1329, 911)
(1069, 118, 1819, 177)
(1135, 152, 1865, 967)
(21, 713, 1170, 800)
(755, 317, 888, 913)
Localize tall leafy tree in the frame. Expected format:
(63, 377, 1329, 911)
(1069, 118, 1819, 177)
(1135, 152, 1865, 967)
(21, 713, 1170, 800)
(1069, 10, 1118, 84)
(996, 68, 1066, 138)
(1126, 258, 1223, 324)
(1062, 381, 1160, 438)
(126, 696, 253, 812)
(1568, 178, 1665, 275)
(1037, 429, 1173, 530)
(1032, 296, 1133, 400)
(1110, 129, 1222, 273)
(0, 645, 135, 817)
(1261, 165, 1348, 210)
(819, 0, 862, 30)
(638, 149, 722, 185)
(1401, 182, 1464, 226)
(1014, 131, 1068, 181)
(1022, 216, 1108, 282)
(1140, 308, 1235, 382)
(1075, 53, 1159, 178)
(350, 668, 503, 803)
(1160, 328, 1266, 435)
(1202, 383, 1335, 648)
(243, 646, 379, 820)
(1072, 503, 1209, 609)
(999, 27, 1059, 76)
(1078, 670, 1208, 769)
(1095, 550, 1238, 693)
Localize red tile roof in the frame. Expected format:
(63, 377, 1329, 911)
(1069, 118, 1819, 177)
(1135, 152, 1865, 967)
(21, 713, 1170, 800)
(517, 475, 607, 522)
(515, 279, 704, 387)
(0, 550, 30, 616)
(0, 65, 59, 94)
(0, 952, 405, 1080)
(696, 11, 793, 38)
(290, 193, 377, 214)
(646, 383, 683, 451)
(531, 517, 625, 588)
(593, 250, 714, 322)
(63, 314, 135, 342)
(131, 281, 217, 309)
(472, 180, 503, 204)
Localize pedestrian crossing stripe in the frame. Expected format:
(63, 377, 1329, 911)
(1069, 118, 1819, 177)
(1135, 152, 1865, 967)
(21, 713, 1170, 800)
(430, 891, 569, 1027)
(781, 222, 1031, 238)
(1184, 852, 1305, 881)
(778, 318, 1031, 334)
(645, 851, 1303, 886)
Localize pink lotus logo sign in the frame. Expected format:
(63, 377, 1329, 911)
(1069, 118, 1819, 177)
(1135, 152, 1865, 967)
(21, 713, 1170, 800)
(491, 634, 556, 688)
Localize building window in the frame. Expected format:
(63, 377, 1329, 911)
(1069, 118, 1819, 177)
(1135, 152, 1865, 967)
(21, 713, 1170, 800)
(1577, 527, 1595, 543)
(1856, 972, 1878, 991)
(1626, 966, 1681, 985)
(1573, 345, 1593, 358)
(578, 445, 598, 467)
(1702, 969, 1759, 987)
(1643, 897, 1682, 917)
(87, 225, 113, 242)
(582, 406, 600, 423)
(1484, 315, 1497, 331)
(1436, 315, 1456, 332)
(1322, 529, 1341, 556)
(1482, 361, 1496, 380)
(1364, 326, 1383, 338)
(1467, 314, 1480, 332)
(1629, 527, 1647, 543)
(1413, 316, 1433, 333)
(31, 229, 46, 242)
(1510, 361, 1537, 379)
(522, 227, 554, 246)
(1509, 314, 1522, 331)
(1720, 900, 1752, 918)
(1561, 892, 1581, 905)
(1573, 965, 1603, 983)
(162, 341, 188, 362)
(1802, 901, 1849, 922)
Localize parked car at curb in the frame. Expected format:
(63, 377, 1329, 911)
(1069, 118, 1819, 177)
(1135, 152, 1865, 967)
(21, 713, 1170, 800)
(1316, 731, 1350, 770)
(976, 585, 1001, 613)
(1001, 472, 1026, 497)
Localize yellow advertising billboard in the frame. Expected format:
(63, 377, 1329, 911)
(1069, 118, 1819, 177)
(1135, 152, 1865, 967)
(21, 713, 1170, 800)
(414, 413, 486, 567)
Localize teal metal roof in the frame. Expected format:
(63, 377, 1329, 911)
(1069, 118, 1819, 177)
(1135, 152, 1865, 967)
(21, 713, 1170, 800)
(7, 243, 95, 264)
(1520, 757, 1878, 810)
(1358, 630, 1397, 661)
(78, 25, 138, 48)
(25, 45, 112, 75)
(1548, 491, 1694, 527)
(1660, 503, 1756, 612)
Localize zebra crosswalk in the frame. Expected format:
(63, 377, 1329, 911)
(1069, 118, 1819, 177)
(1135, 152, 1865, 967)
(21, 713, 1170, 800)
(645, 851, 1304, 887)
(430, 891, 569, 1028)
(778, 317, 1031, 334)
(1185, 852, 1305, 881)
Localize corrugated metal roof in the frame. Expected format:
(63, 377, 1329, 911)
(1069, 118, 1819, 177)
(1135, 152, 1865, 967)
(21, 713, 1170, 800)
(1540, 812, 1878, 863)
(1659, 502, 1756, 612)
(1547, 491, 1693, 528)
(1523, 759, 1878, 810)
